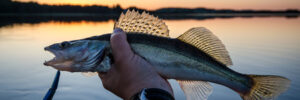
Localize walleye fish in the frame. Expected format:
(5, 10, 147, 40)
(44, 10, 290, 100)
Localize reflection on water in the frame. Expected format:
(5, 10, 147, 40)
(0, 17, 300, 100)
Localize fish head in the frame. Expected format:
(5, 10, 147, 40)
(44, 40, 108, 72)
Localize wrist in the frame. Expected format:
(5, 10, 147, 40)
(120, 83, 172, 100)
(121, 80, 173, 100)
(130, 88, 175, 100)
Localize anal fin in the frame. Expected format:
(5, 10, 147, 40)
(177, 80, 213, 100)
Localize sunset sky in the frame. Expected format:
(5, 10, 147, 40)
(14, 0, 300, 10)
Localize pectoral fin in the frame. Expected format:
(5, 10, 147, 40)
(81, 72, 98, 77)
(177, 80, 213, 100)
(81, 55, 112, 77)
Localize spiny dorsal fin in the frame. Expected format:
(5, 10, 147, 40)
(177, 80, 213, 100)
(114, 9, 169, 37)
(177, 27, 233, 66)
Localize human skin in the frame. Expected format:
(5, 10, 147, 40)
(98, 28, 173, 100)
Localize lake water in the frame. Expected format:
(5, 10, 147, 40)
(0, 17, 299, 100)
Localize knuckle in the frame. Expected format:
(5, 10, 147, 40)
(111, 33, 124, 43)
(103, 84, 110, 90)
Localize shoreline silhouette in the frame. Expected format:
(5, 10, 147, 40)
(1, 0, 299, 15)
(0, 0, 299, 27)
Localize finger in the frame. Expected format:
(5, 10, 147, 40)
(97, 64, 116, 81)
(97, 72, 107, 79)
(110, 28, 134, 63)
(98, 72, 109, 89)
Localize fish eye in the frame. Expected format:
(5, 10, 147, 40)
(60, 41, 70, 48)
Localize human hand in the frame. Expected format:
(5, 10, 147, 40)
(98, 28, 173, 100)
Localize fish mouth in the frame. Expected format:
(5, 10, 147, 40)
(43, 47, 64, 66)
(44, 46, 76, 72)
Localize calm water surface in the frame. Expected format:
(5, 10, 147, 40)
(0, 17, 300, 100)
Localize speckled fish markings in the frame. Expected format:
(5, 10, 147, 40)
(44, 10, 290, 100)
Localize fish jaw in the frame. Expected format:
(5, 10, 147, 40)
(44, 45, 76, 71)
(44, 46, 64, 66)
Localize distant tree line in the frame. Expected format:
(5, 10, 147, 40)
(154, 8, 299, 14)
(0, 0, 299, 14)
(0, 0, 123, 13)
(0, 0, 299, 27)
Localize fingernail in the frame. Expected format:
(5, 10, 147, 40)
(113, 28, 123, 34)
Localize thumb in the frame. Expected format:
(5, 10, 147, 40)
(110, 28, 134, 63)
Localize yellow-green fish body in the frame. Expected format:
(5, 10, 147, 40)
(44, 10, 290, 100)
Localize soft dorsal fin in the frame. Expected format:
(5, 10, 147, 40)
(114, 9, 169, 37)
(177, 27, 233, 66)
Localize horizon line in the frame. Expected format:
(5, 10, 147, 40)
(14, 0, 300, 11)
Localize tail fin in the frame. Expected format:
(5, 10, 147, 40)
(241, 75, 290, 100)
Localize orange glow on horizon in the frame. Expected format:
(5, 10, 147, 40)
(13, 0, 300, 10)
